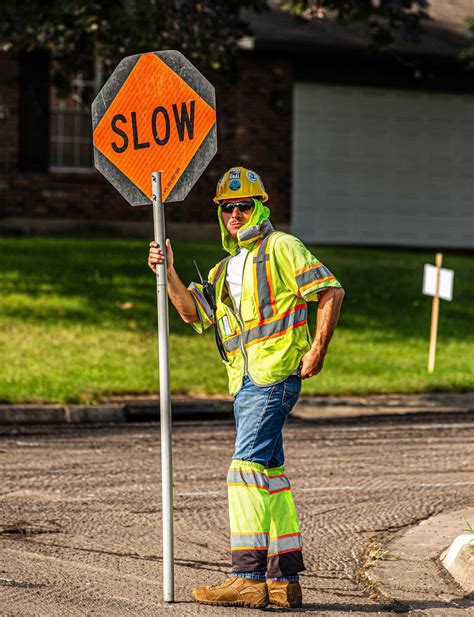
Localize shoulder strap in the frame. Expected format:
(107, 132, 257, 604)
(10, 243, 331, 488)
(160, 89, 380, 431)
(253, 231, 285, 263)
(252, 231, 285, 321)
(210, 256, 231, 285)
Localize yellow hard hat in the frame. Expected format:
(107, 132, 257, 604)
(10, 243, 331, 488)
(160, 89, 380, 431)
(214, 166, 268, 204)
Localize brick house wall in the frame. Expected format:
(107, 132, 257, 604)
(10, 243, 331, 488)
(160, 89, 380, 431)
(0, 51, 293, 236)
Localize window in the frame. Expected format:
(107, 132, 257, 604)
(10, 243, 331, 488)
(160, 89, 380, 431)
(49, 64, 102, 173)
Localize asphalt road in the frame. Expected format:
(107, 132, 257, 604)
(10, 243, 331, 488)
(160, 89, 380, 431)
(1, 412, 473, 616)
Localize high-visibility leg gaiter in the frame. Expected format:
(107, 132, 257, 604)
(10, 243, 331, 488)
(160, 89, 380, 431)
(267, 466, 305, 578)
(227, 459, 271, 572)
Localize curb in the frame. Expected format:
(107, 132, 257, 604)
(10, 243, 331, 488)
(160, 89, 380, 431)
(441, 533, 474, 593)
(0, 392, 473, 426)
(0, 400, 233, 425)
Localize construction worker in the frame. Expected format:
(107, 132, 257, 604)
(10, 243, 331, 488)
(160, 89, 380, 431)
(148, 167, 344, 609)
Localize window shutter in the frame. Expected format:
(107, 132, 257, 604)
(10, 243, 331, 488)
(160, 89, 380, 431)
(19, 50, 50, 172)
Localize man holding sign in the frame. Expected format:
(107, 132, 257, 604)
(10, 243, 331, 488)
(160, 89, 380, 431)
(148, 167, 344, 608)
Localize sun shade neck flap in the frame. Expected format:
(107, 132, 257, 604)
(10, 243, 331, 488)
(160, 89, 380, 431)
(218, 199, 273, 256)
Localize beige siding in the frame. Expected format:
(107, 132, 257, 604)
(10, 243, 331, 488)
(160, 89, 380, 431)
(292, 83, 474, 248)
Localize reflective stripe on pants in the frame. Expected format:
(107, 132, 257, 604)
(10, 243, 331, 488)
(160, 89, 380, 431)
(227, 459, 305, 576)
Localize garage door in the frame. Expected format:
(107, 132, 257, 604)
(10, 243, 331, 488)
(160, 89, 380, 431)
(292, 83, 474, 248)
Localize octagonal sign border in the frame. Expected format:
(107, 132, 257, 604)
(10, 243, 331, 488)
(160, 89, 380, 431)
(92, 50, 217, 206)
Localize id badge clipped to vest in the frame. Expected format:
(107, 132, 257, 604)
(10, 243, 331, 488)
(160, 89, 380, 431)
(219, 315, 232, 337)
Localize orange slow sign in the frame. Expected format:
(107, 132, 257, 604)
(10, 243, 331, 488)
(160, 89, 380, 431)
(93, 53, 216, 202)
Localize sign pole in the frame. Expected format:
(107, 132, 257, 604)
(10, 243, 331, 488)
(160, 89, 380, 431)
(92, 50, 216, 602)
(152, 171, 175, 602)
(427, 253, 443, 374)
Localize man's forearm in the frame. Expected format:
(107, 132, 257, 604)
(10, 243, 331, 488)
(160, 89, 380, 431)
(311, 287, 345, 357)
(166, 267, 199, 323)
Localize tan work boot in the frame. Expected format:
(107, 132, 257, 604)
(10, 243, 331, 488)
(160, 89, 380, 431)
(191, 575, 269, 608)
(267, 579, 303, 608)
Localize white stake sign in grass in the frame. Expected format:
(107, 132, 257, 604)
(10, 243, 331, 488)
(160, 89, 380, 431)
(91, 50, 217, 602)
(422, 253, 454, 373)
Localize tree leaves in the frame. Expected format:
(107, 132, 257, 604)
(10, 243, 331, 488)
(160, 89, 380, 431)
(0, 0, 438, 96)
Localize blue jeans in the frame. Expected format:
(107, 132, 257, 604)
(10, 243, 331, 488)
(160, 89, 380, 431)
(232, 374, 302, 467)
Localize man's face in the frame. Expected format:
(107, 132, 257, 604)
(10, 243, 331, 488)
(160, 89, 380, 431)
(220, 198, 255, 239)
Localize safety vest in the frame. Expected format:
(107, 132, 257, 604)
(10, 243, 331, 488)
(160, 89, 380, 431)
(189, 228, 341, 395)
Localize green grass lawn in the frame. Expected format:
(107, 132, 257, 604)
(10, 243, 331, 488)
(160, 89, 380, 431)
(0, 237, 472, 403)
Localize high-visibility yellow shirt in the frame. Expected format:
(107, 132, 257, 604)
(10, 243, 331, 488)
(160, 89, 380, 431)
(189, 225, 342, 395)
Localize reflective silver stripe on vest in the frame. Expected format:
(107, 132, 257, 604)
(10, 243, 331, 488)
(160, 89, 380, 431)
(188, 282, 213, 321)
(268, 533, 303, 556)
(243, 306, 307, 346)
(223, 334, 241, 353)
(268, 474, 291, 494)
(295, 264, 333, 289)
(227, 469, 269, 489)
(253, 232, 276, 321)
(231, 533, 269, 549)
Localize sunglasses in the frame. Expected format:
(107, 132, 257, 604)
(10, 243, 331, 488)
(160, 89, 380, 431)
(220, 200, 254, 214)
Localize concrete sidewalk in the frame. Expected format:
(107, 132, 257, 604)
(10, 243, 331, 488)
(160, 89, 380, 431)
(0, 391, 473, 425)
(369, 507, 474, 613)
